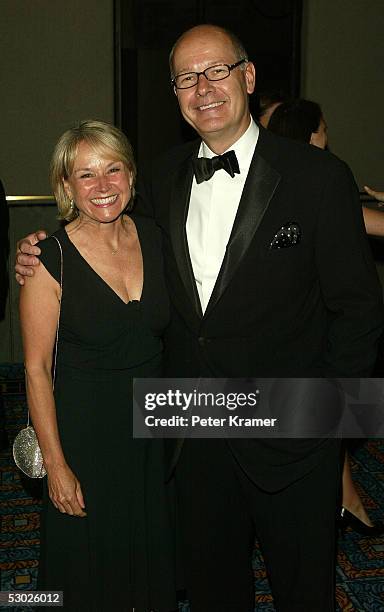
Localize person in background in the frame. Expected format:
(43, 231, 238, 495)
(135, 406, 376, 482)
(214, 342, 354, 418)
(363, 186, 384, 235)
(364, 185, 384, 203)
(257, 90, 287, 127)
(268, 98, 327, 147)
(0, 179, 9, 318)
(0, 179, 9, 451)
(268, 97, 384, 536)
(269, 98, 384, 237)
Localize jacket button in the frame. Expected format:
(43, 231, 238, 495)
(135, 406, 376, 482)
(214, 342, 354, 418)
(198, 337, 211, 346)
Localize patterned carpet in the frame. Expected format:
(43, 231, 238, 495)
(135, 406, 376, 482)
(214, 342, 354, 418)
(0, 365, 42, 611)
(1, 364, 383, 611)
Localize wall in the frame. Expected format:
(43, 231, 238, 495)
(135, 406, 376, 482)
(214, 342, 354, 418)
(1, 0, 115, 195)
(0, 0, 114, 361)
(302, 0, 384, 188)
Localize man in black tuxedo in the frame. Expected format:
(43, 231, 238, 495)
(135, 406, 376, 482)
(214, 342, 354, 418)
(138, 25, 383, 611)
(16, 24, 384, 612)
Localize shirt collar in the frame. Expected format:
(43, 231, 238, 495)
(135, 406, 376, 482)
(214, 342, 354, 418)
(200, 117, 259, 170)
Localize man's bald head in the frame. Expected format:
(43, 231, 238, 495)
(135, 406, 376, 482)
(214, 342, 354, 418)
(169, 24, 248, 78)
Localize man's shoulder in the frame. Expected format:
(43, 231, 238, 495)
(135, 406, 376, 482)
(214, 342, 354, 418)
(258, 126, 349, 177)
(155, 138, 200, 167)
(136, 138, 199, 201)
(130, 211, 159, 234)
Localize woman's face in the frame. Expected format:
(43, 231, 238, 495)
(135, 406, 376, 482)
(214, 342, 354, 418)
(63, 141, 133, 224)
(310, 117, 328, 150)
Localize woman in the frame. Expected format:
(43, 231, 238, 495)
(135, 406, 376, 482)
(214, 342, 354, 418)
(256, 91, 287, 128)
(268, 98, 327, 148)
(19, 120, 176, 610)
(268, 99, 384, 536)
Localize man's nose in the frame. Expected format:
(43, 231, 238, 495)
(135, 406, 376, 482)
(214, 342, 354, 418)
(196, 73, 214, 96)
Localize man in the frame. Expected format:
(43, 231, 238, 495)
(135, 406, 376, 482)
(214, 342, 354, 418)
(16, 25, 383, 612)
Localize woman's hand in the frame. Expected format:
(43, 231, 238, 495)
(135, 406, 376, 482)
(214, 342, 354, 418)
(364, 185, 384, 204)
(47, 463, 87, 517)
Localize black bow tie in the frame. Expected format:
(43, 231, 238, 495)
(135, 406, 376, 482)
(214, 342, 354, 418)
(192, 150, 240, 184)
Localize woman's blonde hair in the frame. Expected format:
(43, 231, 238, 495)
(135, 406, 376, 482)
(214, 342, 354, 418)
(50, 119, 137, 221)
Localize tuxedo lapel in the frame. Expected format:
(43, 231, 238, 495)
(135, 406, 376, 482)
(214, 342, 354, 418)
(205, 150, 281, 317)
(169, 144, 203, 317)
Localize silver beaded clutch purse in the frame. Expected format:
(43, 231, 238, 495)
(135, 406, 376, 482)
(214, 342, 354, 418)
(13, 425, 47, 478)
(13, 236, 63, 479)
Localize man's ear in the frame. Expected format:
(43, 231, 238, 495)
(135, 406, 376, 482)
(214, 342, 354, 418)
(245, 62, 256, 95)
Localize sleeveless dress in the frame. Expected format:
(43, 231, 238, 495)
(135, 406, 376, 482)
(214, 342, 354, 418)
(36, 215, 175, 611)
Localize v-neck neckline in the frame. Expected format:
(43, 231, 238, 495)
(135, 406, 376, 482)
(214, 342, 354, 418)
(60, 219, 144, 306)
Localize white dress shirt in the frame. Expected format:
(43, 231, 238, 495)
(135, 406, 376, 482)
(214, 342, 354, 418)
(186, 118, 259, 313)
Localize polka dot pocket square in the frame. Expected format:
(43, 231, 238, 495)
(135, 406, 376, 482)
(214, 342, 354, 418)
(269, 221, 301, 250)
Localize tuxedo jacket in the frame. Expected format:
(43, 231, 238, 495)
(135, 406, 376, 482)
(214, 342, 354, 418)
(137, 126, 384, 490)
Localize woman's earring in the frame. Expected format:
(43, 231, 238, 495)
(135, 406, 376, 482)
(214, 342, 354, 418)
(70, 199, 74, 210)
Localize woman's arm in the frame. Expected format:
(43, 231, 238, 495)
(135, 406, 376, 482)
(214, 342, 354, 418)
(362, 206, 384, 237)
(19, 264, 86, 517)
(364, 185, 384, 203)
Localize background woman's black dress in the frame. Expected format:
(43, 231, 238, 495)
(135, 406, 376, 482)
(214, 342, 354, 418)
(37, 215, 175, 611)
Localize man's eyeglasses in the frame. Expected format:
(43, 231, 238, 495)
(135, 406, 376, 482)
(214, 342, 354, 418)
(172, 59, 247, 90)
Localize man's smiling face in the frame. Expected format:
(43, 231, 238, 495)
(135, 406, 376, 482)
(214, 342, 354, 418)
(172, 25, 255, 153)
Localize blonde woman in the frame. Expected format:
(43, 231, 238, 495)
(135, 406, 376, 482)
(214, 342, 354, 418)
(19, 120, 175, 611)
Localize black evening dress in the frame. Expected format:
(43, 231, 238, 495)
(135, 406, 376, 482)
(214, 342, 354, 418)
(37, 215, 175, 612)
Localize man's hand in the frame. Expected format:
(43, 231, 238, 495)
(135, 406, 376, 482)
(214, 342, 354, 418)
(364, 185, 384, 205)
(15, 230, 47, 285)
